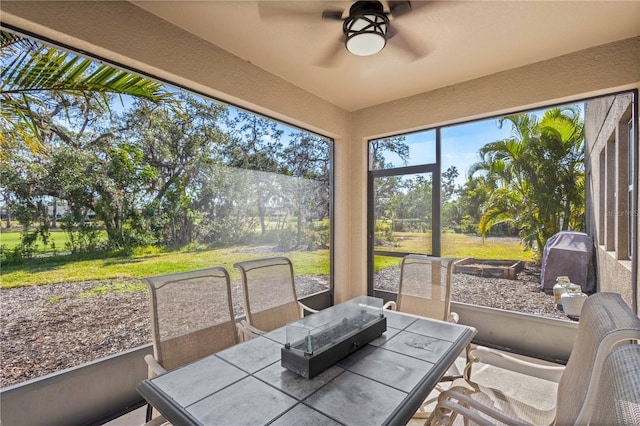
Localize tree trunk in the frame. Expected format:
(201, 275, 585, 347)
(51, 199, 58, 229)
(5, 205, 12, 229)
(79, 208, 86, 227)
(296, 206, 303, 247)
(257, 186, 267, 235)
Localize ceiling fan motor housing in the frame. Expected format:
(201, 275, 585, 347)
(349, 0, 385, 18)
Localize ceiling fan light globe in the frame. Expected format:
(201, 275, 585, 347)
(346, 33, 386, 56)
(343, 7, 389, 57)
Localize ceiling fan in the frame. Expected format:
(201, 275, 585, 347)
(322, 1, 413, 55)
(258, 1, 427, 67)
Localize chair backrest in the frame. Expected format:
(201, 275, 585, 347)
(591, 344, 640, 425)
(396, 254, 453, 321)
(555, 292, 640, 425)
(144, 267, 238, 372)
(234, 256, 300, 332)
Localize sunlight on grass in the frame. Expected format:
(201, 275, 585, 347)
(1, 247, 330, 288)
(442, 233, 535, 261)
(375, 231, 534, 262)
(374, 255, 403, 272)
(375, 232, 433, 254)
(1, 231, 531, 289)
(0, 228, 107, 255)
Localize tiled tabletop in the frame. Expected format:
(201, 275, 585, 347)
(138, 306, 476, 426)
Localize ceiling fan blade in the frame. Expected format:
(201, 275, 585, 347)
(314, 37, 347, 68)
(387, 25, 398, 39)
(388, 1, 412, 18)
(322, 10, 344, 21)
(388, 27, 428, 62)
(258, 2, 326, 21)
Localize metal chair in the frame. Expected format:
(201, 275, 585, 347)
(430, 292, 640, 426)
(383, 254, 463, 419)
(143, 267, 239, 422)
(383, 254, 458, 322)
(234, 256, 317, 339)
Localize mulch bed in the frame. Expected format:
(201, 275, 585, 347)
(0, 262, 565, 388)
(374, 262, 565, 320)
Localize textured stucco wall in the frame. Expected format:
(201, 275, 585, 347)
(597, 252, 633, 305)
(584, 93, 636, 308)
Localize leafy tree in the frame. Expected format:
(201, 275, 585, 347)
(194, 165, 259, 246)
(223, 111, 284, 235)
(1, 29, 332, 259)
(1, 92, 143, 248)
(454, 174, 492, 234)
(123, 94, 229, 247)
(441, 166, 460, 230)
(369, 136, 411, 244)
(1, 29, 180, 252)
(469, 106, 585, 254)
(399, 174, 433, 232)
(442, 166, 459, 202)
(369, 136, 409, 169)
(281, 132, 331, 247)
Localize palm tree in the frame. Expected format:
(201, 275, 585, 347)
(1, 30, 178, 154)
(470, 106, 585, 255)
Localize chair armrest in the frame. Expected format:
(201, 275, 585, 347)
(467, 345, 565, 383)
(449, 311, 459, 323)
(298, 301, 319, 314)
(144, 354, 167, 377)
(433, 387, 530, 426)
(383, 301, 397, 310)
(236, 320, 264, 340)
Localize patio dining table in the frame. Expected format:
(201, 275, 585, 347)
(137, 298, 476, 426)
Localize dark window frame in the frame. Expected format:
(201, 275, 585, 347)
(366, 90, 639, 307)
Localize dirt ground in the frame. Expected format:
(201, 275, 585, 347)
(0, 262, 565, 388)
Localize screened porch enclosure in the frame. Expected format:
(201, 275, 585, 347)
(0, 1, 638, 425)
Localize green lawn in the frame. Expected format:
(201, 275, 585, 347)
(0, 227, 106, 255)
(1, 231, 533, 289)
(1, 228, 65, 252)
(0, 247, 330, 289)
(377, 231, 535, 261)
(442, 233, 535, 261)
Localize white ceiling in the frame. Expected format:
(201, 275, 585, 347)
(133, 1, 640, 112)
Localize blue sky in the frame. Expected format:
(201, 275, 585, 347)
(393, 104, 584, 188)
(441, 118, 513, 187)
(379, 118, 513, 188)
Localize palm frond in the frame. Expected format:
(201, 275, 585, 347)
(1, 31, 180, 153)
(478, 208, 515, 241)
